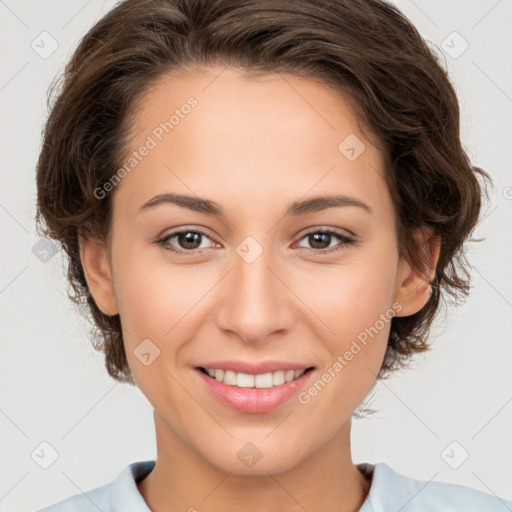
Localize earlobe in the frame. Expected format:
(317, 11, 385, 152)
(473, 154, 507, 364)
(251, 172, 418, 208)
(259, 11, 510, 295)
(78, 234, 119, 316)
(393, 227, 441, 317)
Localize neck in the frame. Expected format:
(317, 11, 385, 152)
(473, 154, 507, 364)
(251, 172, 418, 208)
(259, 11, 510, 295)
(137, 412, 372, 512)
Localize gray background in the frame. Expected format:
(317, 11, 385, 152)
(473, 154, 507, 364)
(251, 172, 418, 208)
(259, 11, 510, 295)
(1, 0, 511, 510)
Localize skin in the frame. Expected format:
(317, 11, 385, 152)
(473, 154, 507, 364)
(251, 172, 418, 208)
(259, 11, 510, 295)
(79, 66, 440, 512)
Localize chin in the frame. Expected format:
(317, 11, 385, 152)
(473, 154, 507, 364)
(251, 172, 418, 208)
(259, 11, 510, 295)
(216, 453, 303, 477)
(198, 436, 311, 476)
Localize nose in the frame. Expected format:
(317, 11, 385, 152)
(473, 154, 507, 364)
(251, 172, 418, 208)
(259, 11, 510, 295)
(215, 242, 296, 345)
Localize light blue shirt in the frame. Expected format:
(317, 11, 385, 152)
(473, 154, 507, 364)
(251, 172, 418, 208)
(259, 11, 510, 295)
(35, 459, 512, 511)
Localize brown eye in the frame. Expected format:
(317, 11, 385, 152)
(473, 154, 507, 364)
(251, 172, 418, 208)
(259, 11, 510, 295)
(156, 229, 215, 254)
(296, 228, 355, 254)
(176, 231, 202, 250)
(307, 232, 333, 250)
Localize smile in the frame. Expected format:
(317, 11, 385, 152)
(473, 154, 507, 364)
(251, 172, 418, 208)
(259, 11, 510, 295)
(199, 367, 312, 388)
(195, 366, 316, 413)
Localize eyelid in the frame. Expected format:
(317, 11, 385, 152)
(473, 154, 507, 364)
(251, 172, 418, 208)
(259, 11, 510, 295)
(299, 225, 356, 240)
(156, 225, 218, 242)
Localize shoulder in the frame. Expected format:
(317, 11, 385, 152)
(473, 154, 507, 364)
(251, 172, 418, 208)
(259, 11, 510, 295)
(359, 462, 512, 512)
(34, 460, 156, 512)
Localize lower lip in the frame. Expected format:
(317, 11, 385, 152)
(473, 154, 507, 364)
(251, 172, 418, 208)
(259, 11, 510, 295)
(196, 368, 315, 414)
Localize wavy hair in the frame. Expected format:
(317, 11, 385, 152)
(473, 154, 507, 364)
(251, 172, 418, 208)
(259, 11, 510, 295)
(35, 0, 490, 387)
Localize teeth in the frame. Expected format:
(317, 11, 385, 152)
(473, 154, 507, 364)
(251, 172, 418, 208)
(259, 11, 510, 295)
(224, 370, 237, 386)
(237, 372, 254, 388)
(255, 373, 273, 388)
(272, 370, 285, 386)
(203, 367, 307, 388)
(285, 370, 295, 382)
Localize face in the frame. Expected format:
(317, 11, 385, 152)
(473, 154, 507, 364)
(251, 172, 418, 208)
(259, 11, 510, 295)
(81, 66, 433, 475)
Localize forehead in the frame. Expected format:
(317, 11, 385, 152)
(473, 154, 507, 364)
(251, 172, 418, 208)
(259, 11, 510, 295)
(114, 67, 391, 221)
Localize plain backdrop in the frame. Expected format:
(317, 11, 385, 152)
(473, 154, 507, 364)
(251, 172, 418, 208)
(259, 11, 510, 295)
(1, 0, 511, 511)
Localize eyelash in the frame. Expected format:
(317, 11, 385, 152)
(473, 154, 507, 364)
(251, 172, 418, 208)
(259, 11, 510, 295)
(155, 227, 356, 256)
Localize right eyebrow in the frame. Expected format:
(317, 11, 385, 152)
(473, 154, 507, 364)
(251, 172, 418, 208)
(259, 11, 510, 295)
(137, 193, 223, 216)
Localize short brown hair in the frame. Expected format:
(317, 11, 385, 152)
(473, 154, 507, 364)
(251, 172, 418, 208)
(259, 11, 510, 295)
(35, 0, 490, 386)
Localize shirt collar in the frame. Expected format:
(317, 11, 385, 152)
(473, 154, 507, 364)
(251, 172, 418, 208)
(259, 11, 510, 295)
(112, 459, 386, 511)
(111, 459, 155, 511)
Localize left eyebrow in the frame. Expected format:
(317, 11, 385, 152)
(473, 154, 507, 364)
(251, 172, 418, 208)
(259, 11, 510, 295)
(136, 192, 372, 217)
(285, 194, 372, 216)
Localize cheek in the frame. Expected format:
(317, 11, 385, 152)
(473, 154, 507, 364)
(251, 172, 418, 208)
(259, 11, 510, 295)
(292, 250, 397, 339)
(298, 265, 395, 415)
(111, 249, 220, 389)
(112, 245, 206, 335)
(289, 244, 398, 398)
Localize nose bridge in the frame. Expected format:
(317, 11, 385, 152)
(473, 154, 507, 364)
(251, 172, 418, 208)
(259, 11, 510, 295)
(235, 240, 277, 302)
(216, 236, 293, 342)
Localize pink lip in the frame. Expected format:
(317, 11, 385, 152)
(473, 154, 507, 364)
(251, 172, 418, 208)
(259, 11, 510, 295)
(195, 360, 313, 374)
(195, 367, 315, 414)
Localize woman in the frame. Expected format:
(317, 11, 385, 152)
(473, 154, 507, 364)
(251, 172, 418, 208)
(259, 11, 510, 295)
(34, 0, 511, 510)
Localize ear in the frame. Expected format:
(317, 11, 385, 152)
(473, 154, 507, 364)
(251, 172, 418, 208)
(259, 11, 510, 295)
(393, 227, 441, 317)
(78, 234, 119, 316)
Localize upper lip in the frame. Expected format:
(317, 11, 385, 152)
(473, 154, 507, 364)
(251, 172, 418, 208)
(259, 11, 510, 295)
(196, 360, 315, 374)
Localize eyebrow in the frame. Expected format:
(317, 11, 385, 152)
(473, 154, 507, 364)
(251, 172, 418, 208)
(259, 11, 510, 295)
(137, 192, 372, 216)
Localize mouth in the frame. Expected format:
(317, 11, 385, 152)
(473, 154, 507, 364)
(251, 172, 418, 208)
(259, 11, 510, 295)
(195, 365, 316, 414)
(197, 366, 315, 388)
